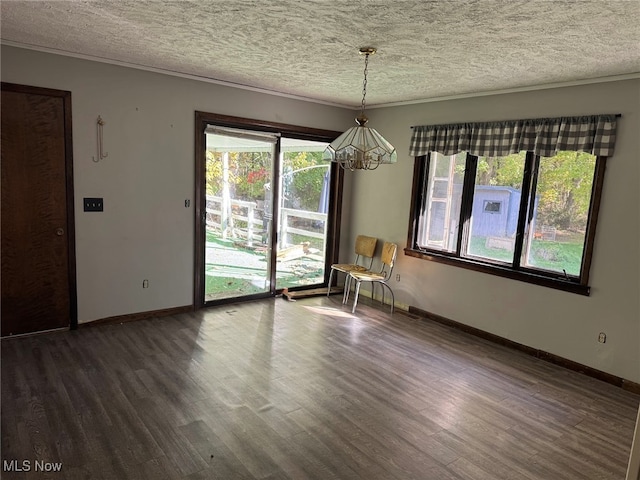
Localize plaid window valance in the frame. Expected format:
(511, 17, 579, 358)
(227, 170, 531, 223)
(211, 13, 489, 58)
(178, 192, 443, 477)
(409, 115, 618, 158)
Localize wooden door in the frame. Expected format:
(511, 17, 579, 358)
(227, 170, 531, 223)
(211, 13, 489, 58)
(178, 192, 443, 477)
(1, 83, 77, 336)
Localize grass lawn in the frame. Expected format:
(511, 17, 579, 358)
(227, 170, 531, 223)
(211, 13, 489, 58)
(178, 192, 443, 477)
(527, 240, 583, 276)
(204, 231, 325, 300)
(205, 275, 265, 298)
(469, 236, 583, 276)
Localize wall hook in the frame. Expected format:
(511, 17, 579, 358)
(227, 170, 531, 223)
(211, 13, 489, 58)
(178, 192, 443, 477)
(97, 115, 108, 160)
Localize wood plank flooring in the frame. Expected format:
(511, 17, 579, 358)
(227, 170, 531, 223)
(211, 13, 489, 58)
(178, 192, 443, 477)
(2, 296, 638, 479)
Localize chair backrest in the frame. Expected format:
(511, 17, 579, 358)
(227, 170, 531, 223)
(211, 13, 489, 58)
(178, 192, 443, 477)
(355, 235, 377, 257)
(378, 242, 398, 280)
(352, 235, 377, 269)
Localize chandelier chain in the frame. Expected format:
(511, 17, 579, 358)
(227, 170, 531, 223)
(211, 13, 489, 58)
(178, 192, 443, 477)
(360, 53, 369, 116)
(323, 47, 396, 170)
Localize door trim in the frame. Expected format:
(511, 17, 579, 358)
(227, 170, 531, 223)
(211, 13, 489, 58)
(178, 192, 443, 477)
(194, 111, 344, 309)
(1, 82, 77, 330)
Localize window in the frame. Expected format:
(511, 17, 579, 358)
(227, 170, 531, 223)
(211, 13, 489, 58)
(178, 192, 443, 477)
(405, 115, 618, 295)
(408, 150, 604, 293)
(468, 153, 525, 263)
(417, 152, 464, 253)
(483, 201, 502, 213)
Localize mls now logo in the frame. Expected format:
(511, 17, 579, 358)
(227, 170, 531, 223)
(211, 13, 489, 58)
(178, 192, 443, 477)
(3, 459, 63, 472)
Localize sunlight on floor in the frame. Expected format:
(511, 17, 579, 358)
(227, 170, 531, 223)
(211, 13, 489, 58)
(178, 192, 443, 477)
(303, 305, 357, 319)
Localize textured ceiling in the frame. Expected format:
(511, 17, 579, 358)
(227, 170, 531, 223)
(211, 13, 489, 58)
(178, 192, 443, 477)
(1, 0, 639, 107)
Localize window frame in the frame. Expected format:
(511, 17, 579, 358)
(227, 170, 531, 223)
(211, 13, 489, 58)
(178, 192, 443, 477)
(405, 151, 607, 295)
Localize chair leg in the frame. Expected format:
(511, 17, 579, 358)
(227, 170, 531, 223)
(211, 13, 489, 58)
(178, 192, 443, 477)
(351, 280, 362, 313)
(342, 274, 352, 304)
(384, 283, 395, 314)
(327, 269, 335, 297)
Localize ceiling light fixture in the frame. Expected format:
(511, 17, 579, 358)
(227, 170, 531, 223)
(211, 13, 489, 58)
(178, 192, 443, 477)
(324, 47, 397, 171)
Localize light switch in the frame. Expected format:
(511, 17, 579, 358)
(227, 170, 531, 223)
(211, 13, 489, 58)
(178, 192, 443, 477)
(84, 198, 103, 212)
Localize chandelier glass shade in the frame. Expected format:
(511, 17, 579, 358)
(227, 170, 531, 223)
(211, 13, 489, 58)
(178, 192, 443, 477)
(324, 48, 397, 171)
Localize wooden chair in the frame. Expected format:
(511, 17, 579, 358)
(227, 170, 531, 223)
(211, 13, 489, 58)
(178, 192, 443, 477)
(327, 235, 377, 297)
(347, 242, 398, 314)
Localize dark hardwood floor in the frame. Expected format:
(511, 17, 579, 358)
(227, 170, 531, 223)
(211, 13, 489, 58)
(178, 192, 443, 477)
(2, 296, 638, 479)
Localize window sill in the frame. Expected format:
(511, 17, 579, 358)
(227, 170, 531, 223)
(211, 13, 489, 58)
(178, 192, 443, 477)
(404, 247, 590, 295)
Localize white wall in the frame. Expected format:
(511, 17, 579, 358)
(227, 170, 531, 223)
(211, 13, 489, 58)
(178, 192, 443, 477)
(354, 80, 640, 383)
(1, 46, 354, 323)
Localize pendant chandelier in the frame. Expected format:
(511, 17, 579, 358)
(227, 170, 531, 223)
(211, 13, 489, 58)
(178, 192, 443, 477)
(324, 47, 397, 171)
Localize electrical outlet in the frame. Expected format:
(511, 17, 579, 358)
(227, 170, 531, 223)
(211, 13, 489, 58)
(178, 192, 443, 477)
(395, 274, 400, 282)
(142, 279, 149, 289)
(598, 332, 606, 343)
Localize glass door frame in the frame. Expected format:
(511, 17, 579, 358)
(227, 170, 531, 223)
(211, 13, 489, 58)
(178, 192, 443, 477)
(194, 111, 344, 308)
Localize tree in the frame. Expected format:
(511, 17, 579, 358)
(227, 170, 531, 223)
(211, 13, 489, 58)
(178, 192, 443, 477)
(476, 153, 524, 187)
(283, 151, 327, 211)
(536, 151, 595, 231)
(206, 149, 328, 211)
(205, 151, 223, 195)
(234, 151, 271, 201)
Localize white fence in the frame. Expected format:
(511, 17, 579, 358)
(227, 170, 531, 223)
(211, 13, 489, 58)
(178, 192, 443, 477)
(205, 195, 328, 248)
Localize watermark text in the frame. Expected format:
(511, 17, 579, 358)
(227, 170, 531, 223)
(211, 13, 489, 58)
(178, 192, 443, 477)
(3, 459, 63, 472)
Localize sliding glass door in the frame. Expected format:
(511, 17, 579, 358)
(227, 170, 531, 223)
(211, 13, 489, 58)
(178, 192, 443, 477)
(276, 138, 331, 290)
(204, 127, 277, 301)
(195, 113, 343, 307)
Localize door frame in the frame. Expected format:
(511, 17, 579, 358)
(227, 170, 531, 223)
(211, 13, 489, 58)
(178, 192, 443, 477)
(1, 82, 78, 331)
(194, 111, 344, 309)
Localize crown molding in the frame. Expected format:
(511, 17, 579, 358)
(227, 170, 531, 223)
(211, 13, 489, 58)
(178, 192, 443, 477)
(3, 40, 638, 111)
(0, 41, 352, 109)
